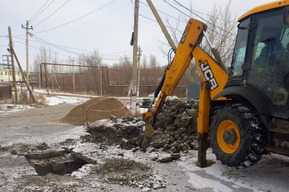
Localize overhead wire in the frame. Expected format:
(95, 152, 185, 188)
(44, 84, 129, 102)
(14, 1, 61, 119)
(29, 0, 51, 21)
(30, 34, 131, 59)
(139, 14, 183, 34)
(168, 0, 236, 37)
(34, 0, 71, 27)
(20, 34, 131, 61)
(30, 0, 56, 22)
(34, 0, 117, 34)
(139, 0, 186, 24)
(162, 0, 236, 42)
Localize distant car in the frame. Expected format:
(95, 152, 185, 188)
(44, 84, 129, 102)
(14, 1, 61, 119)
(141, 98, 152, 108)
(141, 92, 160, 108)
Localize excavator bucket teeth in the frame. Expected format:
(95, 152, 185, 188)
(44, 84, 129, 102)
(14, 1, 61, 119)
(145, 123, 155, 138)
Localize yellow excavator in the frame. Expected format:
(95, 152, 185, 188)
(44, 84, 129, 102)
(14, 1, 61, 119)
(144, 1, 289, 167)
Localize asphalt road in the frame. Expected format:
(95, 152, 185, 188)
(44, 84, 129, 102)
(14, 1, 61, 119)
(0, 104, 77, 145)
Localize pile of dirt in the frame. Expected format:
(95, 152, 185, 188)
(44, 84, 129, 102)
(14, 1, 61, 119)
(147, 99, 199, 153)
(62, 97, 132, 125)
(85, 99, 199, 162)
(84, 116, 145, 149)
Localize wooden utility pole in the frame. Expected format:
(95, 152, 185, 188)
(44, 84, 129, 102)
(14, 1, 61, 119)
(12, 48, 36, 103)
(137, 46, 142, 97)
(131, 0, 139, 116)
(8, 26, 18, 103)
(22, 21, 33, 86)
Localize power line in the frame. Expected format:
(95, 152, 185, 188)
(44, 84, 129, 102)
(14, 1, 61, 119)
(139, 0, 186, 24)
(168, 0, 236, 37)
(30, 0, 56, 22)
(34, 0, 117, 34)
(29, 0, 51, 21)
(27, 34, 132, 60)
(34, 0, 71, 27)
(168, 0, 219, 19)
(30, 34, 131, 58)
(30, 34, 80, 55)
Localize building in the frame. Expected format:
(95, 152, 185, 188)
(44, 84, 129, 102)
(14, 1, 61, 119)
(0, 63, 22, 82)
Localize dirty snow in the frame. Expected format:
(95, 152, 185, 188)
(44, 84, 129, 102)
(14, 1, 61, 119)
(44, 95, 90, 106)
(178, 149, 289, 192)
(1, 90, 289, 191)
(0, 104, 33, 113)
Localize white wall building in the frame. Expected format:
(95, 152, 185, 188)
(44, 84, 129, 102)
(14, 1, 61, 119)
(0, 63, 22, 82)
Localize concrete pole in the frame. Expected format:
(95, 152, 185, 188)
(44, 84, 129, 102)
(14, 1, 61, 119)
(22, 21, 33, 86)
(146, 0, 177, 50)
(8, 26, 18, 103)
(131, 0, 139, 116)
(100, 65, 103, 96)
(137, 46, 142, 97)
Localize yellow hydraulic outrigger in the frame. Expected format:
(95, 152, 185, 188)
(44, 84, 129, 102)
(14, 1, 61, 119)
(143, 18, 228, 166)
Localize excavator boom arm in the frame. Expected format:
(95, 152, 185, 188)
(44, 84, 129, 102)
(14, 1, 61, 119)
(144, 18, 228, 127)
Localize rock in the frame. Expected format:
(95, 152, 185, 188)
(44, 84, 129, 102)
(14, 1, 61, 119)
(158, 154, 173, 163)
(110, 115, 117, 123)
(142, 187, 151, 192)
(151, 140, 166, 149)
(171, 153, 181, 160)
(151, 157, 158, 161)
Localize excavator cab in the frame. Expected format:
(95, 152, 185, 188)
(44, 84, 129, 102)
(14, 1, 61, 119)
(231, 4, 289, 108)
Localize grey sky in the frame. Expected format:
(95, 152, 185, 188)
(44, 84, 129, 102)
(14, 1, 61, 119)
(0, 0, 276, 70)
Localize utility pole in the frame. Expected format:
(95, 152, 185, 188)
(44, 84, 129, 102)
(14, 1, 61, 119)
(137, 46, 142, 97)
(22, 21, 33, 86)
(146, 0, 177, 50)
(8, 26, 18, 103)
(100, 65, 103, 96)
(72, 57, 75, 91)
(131, 0, 139, 116)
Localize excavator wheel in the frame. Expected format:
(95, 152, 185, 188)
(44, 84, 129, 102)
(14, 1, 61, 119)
(209, 103, 266, 168)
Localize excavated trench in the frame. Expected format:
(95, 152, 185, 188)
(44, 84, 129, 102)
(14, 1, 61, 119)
(25, 150, 88, 176)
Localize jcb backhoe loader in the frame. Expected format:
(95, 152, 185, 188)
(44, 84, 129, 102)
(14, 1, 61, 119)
(144, 1, 289, 167)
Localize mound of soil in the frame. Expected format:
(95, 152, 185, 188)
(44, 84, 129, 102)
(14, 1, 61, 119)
(62, 97, 132, 125)
(85, 99, 199, 156)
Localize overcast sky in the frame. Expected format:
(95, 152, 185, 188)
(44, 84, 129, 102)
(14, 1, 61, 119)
(0, 0, 276, 70)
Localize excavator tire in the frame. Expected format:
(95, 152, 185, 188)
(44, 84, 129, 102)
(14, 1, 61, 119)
(209, 103, 266, 168)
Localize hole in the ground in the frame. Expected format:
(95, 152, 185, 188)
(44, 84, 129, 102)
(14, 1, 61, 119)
(25, 151, 88, 176)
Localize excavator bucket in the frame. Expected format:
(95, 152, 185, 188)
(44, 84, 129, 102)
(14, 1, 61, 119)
(143, 111, 155, 137)
(144, 122, 155, 138)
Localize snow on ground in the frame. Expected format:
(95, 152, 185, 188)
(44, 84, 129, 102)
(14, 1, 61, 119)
(1, 89, 289, 191)
(3, 125, 88, 147)
(44, 95, 90, 106)
(0, 104, 33, 113)
(178, 149, 289, 192)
